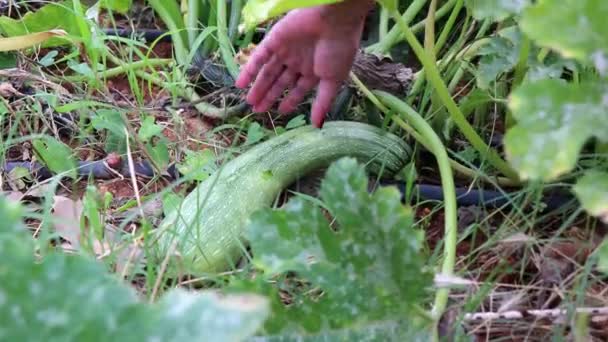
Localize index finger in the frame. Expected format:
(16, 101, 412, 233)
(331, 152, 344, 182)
(235, 45, 272, 89)
(310, 80, 339, 128)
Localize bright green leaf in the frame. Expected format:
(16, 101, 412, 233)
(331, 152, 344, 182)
(138, 115, 163, 143)
(177, 149, 217, 181)
(573, 170, 608, 223)
(376, 0, 398, 12)
(91, 109, 127, 153)
(285, 115, 306, 130)
(0, 1, 80, 47)
(520, 0, 608, 74)
(505, 79, 608, 181)
(99, 0, 133, 13)
(465, 0, 531, 21)
(146, 140, 170, 170)
(246, 158, 431, 332)
(244, 122, 265, 146)
(32, 136, 77, 179)
(241, 0, 344, 32)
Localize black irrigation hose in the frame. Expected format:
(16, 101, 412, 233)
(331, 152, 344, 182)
(4, 160, 180, 181)
(3, 160, 575, 211)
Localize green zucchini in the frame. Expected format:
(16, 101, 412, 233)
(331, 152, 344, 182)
(153, 121, 411, 275)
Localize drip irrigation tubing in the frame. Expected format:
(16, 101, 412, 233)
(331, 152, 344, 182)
(3, 159, 574, 211)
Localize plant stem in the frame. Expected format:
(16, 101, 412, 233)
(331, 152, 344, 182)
(351, 74, 521, 187)
(374, 91, 457, 342)
(61, 59, 174, 82)
(368, 0, 457, 54)
(228, 0, 243, 43)
(379, 7, 389, 40)
(424, 0, 437, 61)
(434, 0, 464, 55)
(217, 0, 239, 79)
(186, 0, 199, 47)
(388, 9, 519, 181)
(367, 0, 428, 54)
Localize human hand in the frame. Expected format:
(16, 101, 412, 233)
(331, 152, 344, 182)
(235, 1, 373, 127)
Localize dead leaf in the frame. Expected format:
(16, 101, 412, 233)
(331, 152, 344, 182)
(3, 191, 24, 203)
(51, 196, 83, 249)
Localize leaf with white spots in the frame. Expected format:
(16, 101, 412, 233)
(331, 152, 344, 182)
(520, 0, 608, 74)
(0, 196, 270, 342)
(573, 170, 608, 223)
(504, 79, 608, 181)
(246, 158, 431, 332)
(474, 27, 522, 89)
(465, 0, 531, 21)
(247, 320, 431, 341)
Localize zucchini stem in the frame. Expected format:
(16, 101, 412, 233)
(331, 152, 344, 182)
(374, 91, 457, 342)
(387, 8, 519, 181)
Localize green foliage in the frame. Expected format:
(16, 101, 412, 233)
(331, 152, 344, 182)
(505, 80, 608, 181)
(285, 115, 307, 130)
(573, 170, 608, 223)
(597, 239, 608, 274)
(91, 109, 127, 153)
(0, 1, 78, 47)
(138, 115, 164, 143)
(32, 136, 78, 179)
(241, 0, 344, 32)
(177, 149, 218, 182)
(0, 195, 270, 342)
(0, 0, 131, 47)
(465, 0, 530, 21)
(244, 122, 266, 146)
(99, 0, 132, 14)
(520, 0, 608, 72)
(245, 158, 431, 333)
(474, 27, 522, 89)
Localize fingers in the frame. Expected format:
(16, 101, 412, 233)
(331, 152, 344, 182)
(235, 45, 271, 89)
(246, 55, 285, 105)
(310, 80, 339, 128)
(278, 77, 318, 114)
(253, 70, 299, 112)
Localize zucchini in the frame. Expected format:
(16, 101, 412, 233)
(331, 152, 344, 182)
(153, 121, 411, 275)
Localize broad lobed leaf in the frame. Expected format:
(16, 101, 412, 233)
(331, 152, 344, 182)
(520, 0, 608, 74)
(573, 170, 608, 223)
(245, 158, 431, 332)
(240, 0, 344, 32)
(0, 195, 270, 342)
(465, 0, 531, 21)
(505, 79, 608, 181)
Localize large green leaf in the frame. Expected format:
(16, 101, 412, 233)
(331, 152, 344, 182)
(573, 170, 608, 223)
(0, 1, 79, 47)
(241, 0, 344, 32)
(0, 195, 270, 342)
(245, 158, 431, 332)
(465, 0, 531, 21)
(520, 0, 608, 73)
(247, 320, 432, 341)
(504, 79, 608, 181)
